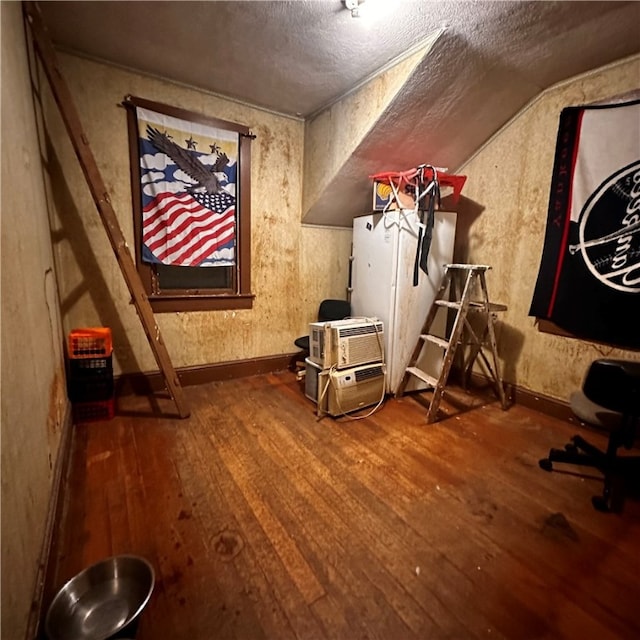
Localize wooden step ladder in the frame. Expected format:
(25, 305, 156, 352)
(396, 264, 507, 423)
(24, 1, 190, 418)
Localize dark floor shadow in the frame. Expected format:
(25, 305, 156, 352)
(40, 129, 170, 418)
(402, 384, 496, 421)
(115, 409, 183, 420)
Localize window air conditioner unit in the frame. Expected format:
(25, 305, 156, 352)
(308, 319, 384, 370)
(318, 362, 386, 416)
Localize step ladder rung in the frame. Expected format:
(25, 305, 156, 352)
(406, 367, 438, 387)
(488, 302, 508, 313)
(434, 300, 507, 312)
(445, 263, 491, 271)
(423, 334, 449, 349)
(436, 300, 485, 309)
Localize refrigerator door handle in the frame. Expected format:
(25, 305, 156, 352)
(348, 252, 356, 303)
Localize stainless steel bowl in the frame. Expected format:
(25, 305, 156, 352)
(45, 555, 155, 640)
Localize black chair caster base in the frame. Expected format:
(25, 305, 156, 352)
(539, 458, 553, 472)
(592, 476, 625, 513)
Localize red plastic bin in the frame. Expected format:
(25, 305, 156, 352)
(68, 328, 112, 359)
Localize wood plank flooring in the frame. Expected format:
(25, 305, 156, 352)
(44, 371, 640, 639)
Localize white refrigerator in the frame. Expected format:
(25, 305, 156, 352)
(350, 209, 457, 394)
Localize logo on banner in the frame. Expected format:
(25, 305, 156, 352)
(569, 161, 640, 293)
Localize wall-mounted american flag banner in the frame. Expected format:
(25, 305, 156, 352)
(135, 107, 239, 267)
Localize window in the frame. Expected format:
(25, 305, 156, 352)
(124, 95, 254, 312)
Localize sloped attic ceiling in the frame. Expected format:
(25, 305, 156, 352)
(302, 1, 640, 226)
(36, 1, 640, 228)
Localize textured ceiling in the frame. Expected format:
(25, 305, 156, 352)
(38, 1, 640, 118)
(36, 1, 640, 225)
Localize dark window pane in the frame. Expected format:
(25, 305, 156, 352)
(155, 264, 233, 290)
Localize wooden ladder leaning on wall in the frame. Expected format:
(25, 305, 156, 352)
(23, 1, 190, 418)
(396, 264, 508, 423)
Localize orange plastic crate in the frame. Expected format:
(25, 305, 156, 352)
(68, 328, 112, 359)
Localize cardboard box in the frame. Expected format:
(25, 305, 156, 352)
(372, 180, 415, 211)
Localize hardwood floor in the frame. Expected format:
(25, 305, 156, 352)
(44, 371, 640, 639)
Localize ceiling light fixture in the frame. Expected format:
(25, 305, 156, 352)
(343, 0, 365, 18)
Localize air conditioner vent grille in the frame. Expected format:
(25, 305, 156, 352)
(338, 324, 383, 338)
(355, 365, 384, 382)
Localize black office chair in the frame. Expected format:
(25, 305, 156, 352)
(539, 359, 640, 512)
(294, 299, 351, 355)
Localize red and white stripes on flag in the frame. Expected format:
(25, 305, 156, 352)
(142, 191, 235, 267)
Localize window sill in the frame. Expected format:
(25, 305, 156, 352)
(146, 293, 255, 313)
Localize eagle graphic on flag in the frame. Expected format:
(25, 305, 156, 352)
(136, 107, 239, 267)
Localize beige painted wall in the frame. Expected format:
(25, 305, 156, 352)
(1, 3, 69, 637)
(42, 54, 351, 376)
(457, 55, 640, 402)
(303, 39, 437, 218)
